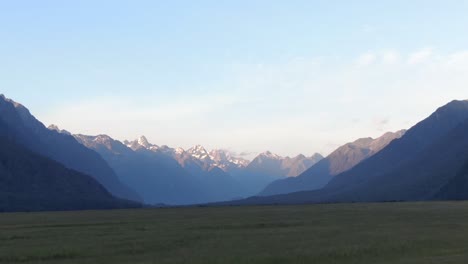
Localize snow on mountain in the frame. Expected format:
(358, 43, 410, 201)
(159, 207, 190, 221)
(74, 134, 130, 155)
(124, 136, 250, 171)
(125, 135, 159, 151)
(180, 146, 248, 172)
(137, 136, 151, 148)
(247, 151, 324, 178)
(47, 124, 71, 135)
(123, 136, 320, 176)
(208, 149, 250, 171)
(175, 147, 185, 155)
(258, 151, 282, 160)
(187, 145, 211, 160)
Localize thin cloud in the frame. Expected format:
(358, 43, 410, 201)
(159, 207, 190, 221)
(44, 94, 241, 123)
(372, 118, 390, 131)
(356, 52, 377, 66)
(408, 48, 433, 64)
(382, 50, 401, 64)
(444, 51, 468, 69)
(39, 48, 468, 156)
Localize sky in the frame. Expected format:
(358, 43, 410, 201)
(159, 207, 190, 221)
(1, 1, 468, 158)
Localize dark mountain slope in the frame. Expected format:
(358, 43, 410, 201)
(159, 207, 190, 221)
(245, 151, 323, 178)
(74, 135, 212, 205)
(323, 100, 468, 194)
(283, 153, 324, 177)
(220, 100, 468, 205)
(0, 95, 140, 202)
(233, 152, 323, 196)
(323, 117, 468, 202)
(76, 135, 249, 204)
(196, 166, 247, 201)
(433, 160, 468, 200)
(260, 130, 405, 196)
(0, 135, 139, 212)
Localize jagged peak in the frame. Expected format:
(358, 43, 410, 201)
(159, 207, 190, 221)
(1, 95, 25, 109)
(192, 144, 206, 150)
(0, 94, 14, 104)
(188, 144, 208, 153)
(137, 135, 151, 147)
(430, 99, 468, 118)
(0, 94, 31, 118)
(294, 154, 306, 159)
(310, 153, 324, 159)
(94, 134, 113, 141)
(379, 129, 407, 138)
(347, 130, 406, 147)
(74, 134, 113, 144)
(47, 124, 71, 135)
(175, 147, 185, 154)
(259, 151, 282, 159)
(124, 135, 159, 150)
(48, 124, 60, 131)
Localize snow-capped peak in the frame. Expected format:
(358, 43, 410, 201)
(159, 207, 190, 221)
(93, 134, 113, 142)
(208, 149, 250, 169)
(187, 145, 210, 160)
(125, 135, 159, 151)
(209, 149, 229, 162)
(189, 144, 207, 152)
(260, 151, 282, 160)
(87, 135, 117, 148)
(175, 147, 185, 154)
(137, 135, 151, 147)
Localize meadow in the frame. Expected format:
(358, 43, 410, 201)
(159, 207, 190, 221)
(1, 202, 468, 263)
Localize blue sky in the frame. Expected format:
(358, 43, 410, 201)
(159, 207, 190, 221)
(2, 1, 468, 157)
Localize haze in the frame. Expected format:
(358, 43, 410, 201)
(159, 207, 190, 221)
(1, 0, 468, 157)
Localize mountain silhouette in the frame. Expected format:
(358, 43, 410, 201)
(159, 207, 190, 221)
(259, 130, 405, 196)
(0, 120, 139, 212)
(218, 100, 468, 205)
(0, 95, 140, 202)
(76, 134, 252, 204)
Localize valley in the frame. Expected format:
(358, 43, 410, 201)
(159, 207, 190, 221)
(1, 202, 468, 264)
(1, 2, 467, 263)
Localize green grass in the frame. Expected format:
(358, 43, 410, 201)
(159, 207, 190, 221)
(2, 202, 468, 263)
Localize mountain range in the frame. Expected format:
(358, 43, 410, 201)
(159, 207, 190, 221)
(0, 95, 140, 211)
(3, 93, 468, 211)
(0, 95, 140, 201)
(0, 137, 139, 212)
(75, 133, 323, 204)
(219, 100, 468, 205)
(259, 130, 406, 196)
(74, 134, 210, 205)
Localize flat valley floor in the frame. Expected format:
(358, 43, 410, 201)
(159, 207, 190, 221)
(1, 202, 468, 263)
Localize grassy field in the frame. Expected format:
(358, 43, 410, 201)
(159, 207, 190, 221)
(1, 202, 468, 263)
